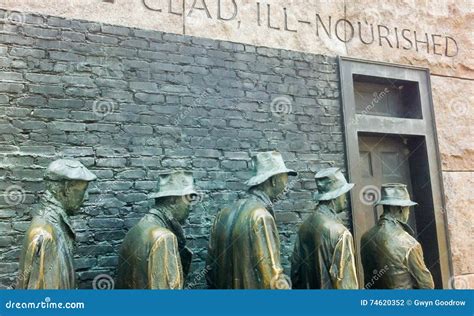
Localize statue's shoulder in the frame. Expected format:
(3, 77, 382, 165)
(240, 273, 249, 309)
(395, 229, 419, 249)
(300, 211, 321, 231)
(312, 207, 346, 233)
(329, 220, 349, 237)
(216, 204, 234, 219)
(148, 226, 176, 244)
(226, 197, 265, 218)
(122, 215, 169, 245)
(361, 224, 379, 245)
(243, 194, 267, 211)
(375, 221, 418, 251)
(25, 217, 55, 244)
(247, 203, 273, 224)
(224, 197, 273, 228)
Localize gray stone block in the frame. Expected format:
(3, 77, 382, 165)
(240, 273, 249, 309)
(96, 158, 127, 168)
(0, 82, 24, 93)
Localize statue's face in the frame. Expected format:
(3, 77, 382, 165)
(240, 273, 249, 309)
(332, 193, 348, 213)
(176, 195, 192, 224)
(159, 196, 192, 224)
(270, 173, 289, 200)
(63, 180, 89, 214)
(400, 206, 410, 223)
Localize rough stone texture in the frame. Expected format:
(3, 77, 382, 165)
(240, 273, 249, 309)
(0, 0, 472, 78)
(0, 11, 345, 289)
(429, 30, 474, 291)
(443, 172, 474, 289)
(343, 0, 473, 79)
(432, 76, 473, 171)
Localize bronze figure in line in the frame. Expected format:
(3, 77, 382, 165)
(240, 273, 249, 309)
(206, 151, 297, 289)
(291, 168, 359, 289)
(361, 183, 434, 289)
(18, 159, 96, 289)
(117, 171, 197, 289)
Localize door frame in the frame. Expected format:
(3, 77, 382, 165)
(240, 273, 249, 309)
(338, 56, 452, 288)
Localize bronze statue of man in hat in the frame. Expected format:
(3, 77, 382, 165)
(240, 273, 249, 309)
(361, 183, 434, 289)
(18, 159, 97, 289)
(206, 151, 297, 289)
(291, 168, 359, 289)
(117, 171, 197, 289)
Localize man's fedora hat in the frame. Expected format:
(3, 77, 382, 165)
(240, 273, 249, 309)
(313, 167, 354, 201)
(375, 183, 417, 207)
(245, 151, 297, 187)
(148, 170, 198, 199)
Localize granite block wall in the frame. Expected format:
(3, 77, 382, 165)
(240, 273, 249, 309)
(0, 10, 345, 289)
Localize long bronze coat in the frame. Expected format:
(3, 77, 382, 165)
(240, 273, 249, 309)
(117, 208, 192, 289)
(18, 191, 76, 289)
(361, 214, 434, 289)
(206, 190, 289, 289)
(291, 205, 359, 289)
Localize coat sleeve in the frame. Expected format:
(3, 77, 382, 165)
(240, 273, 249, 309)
(18, 227, 60, 289)
(406, 243, 434, 289)
(205, 215, 219, 289)
(252, 209, 290, 289)
(147, 229, 184, 289)
(329, 230, 359, 289)
(290, 234, 304, 289)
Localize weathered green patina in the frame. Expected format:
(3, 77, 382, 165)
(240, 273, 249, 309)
(18, 159, 96, 289)
(117, 171, 196, 289)
(361, 183, 434, 289)
(291, 168, 359, 289)
(206, 151, 296, 289)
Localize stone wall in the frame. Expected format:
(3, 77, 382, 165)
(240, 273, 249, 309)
(0, 11, 345, 289)
(431, 76, 474, 289)
(0, 0, 471, 79)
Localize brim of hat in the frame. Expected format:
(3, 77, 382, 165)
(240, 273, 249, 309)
(148, 188, 198, 199)
(79, 172, 97, 181)
(45, 172, 97, 182)
(375, 199, 417, 207)
(245, 169, 297, 187)
(314, 183, 354, 201)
